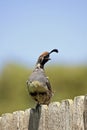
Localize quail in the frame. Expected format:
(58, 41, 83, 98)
(26, 49, 58, 106)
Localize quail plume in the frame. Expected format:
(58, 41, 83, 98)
(26, 49, 58, 106)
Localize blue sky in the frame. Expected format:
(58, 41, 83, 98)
(0, 0, 87, 68)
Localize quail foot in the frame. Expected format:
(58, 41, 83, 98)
(26, 49, 58, 107)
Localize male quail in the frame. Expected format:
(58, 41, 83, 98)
(26, 49, 58, 106)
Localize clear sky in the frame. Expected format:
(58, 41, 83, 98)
(0, 0, 87, 68)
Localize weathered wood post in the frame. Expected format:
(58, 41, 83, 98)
(0, 95, 87, 130)
(83, 94, 87, 130)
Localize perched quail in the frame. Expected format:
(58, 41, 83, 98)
(26, 49, 58, 106)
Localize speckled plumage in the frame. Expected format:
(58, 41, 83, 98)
(26, 49, 58, 105)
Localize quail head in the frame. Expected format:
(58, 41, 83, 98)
(26, 49, 58, 106)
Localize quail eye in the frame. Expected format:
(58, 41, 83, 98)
(44, 54, 49, 59)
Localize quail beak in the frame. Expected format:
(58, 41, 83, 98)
(48, 57, 51, 60)
(45, 57, 51, 61)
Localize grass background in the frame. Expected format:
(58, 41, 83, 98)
(0, 63, 87, 115)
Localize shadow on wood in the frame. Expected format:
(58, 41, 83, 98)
(83, 95, 87, 130)
(28, 105, 41, 130)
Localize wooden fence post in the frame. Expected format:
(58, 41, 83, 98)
(73, 96, 84, 130)
(0, 95, 87, 130)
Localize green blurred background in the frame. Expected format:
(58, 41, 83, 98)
(0, 63, 87, 115)
(0, 0, 87, 115)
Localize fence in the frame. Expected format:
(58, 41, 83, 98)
(0, 94, 87, 130)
